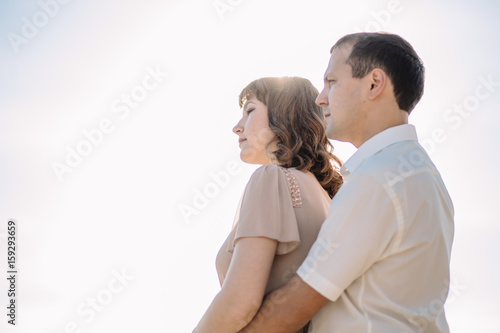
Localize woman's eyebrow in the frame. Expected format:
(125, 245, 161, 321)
(243, 100, 255, 110)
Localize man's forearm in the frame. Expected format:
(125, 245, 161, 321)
(239, 275, 329, 333)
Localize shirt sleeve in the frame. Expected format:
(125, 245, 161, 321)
(297, 173, 400, 301)
(226, 165, 301, 255)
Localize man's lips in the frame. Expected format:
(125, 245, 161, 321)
(238, 138, 247, 145)
(323, 108, 331, 118)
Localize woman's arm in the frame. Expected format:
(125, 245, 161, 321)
(193, 236, 278, 333)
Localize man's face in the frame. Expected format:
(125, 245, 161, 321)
(316, 45, 367, 144)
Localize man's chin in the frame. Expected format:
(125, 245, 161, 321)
(325, 125, 337, 140)
(326, 129, 349, 143)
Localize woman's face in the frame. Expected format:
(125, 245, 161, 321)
(233, 97, 276, 165)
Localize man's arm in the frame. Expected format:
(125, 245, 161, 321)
(240, 174, 396, 332)
(239, 274, 329, 333)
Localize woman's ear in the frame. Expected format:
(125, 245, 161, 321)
(367, 68, 387, 101)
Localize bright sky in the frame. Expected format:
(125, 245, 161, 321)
(1, 0, 499, 332)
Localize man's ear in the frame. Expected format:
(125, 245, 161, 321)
(367, 68, 387, 101)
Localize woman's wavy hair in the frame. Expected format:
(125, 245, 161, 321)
(239, 76, 343, 198)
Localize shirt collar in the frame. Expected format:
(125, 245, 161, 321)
(340, 124, 418, 177)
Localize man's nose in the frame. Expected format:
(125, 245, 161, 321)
(316, 88, 328, 107)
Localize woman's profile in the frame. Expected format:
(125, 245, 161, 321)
(193, 77, 343, 333)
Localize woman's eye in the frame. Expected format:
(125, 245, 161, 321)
(247, 108, 255, 114)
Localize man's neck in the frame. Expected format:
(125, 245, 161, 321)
(353, 113, 409, 148)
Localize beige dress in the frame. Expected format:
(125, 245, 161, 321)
(216, 164, 332, 332)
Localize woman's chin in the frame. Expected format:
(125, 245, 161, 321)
(240, 149, 264, 165)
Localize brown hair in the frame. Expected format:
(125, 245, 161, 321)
(331, 32, 425, 113)
(239, 77, 343, 198)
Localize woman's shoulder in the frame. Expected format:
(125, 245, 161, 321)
(249, 164, 299, 183)
(252, 164, 283, 173)
(247, 165, 303, 207)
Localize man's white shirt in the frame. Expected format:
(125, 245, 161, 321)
(297, 124, 454, 333)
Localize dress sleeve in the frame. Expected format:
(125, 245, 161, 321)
(226, 165, 301, 255)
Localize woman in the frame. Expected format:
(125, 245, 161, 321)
(193, 77, 343, 333)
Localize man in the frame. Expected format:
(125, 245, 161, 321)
(240, 32, 454, 332)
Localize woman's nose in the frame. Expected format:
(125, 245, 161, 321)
(233, 119, 243, 134)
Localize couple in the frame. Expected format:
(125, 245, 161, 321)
(194, 32, 454, 333)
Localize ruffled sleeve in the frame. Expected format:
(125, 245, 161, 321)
(227, 164, 301, 255)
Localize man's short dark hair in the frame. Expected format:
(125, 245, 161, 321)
(331, 32, 425, 113)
